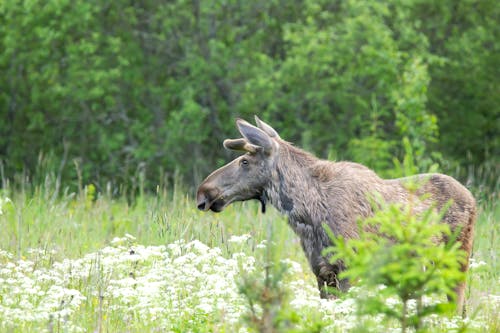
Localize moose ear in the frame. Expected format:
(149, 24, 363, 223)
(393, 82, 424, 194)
(236, 119, 273, 153)
(223, 138, 261, 153)
(254, 116, 280, 138)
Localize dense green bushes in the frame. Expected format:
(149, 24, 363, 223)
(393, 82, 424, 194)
(1, 0, 498, 190)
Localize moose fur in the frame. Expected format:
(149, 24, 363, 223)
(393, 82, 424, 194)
(197, 116, 476, 313)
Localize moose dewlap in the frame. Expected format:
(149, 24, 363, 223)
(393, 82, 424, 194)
(196, 116, 476, 312)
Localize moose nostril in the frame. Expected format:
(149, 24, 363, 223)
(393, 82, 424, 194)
(196, 191, 207, 211)
(197, 201, 206, 211)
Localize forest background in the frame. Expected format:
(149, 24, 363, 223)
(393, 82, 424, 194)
(1, 0, 498, 193)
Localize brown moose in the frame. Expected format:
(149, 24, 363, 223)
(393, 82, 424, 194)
(197, 116, 476, 313)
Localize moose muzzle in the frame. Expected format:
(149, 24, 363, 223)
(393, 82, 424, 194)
(196, 184, 226, 212)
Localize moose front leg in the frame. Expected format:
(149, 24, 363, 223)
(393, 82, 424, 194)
(298, 230, 351, 298)
(316, 259, 350, 299)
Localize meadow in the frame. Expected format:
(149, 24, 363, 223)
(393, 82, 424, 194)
(0, 175, 498, 332)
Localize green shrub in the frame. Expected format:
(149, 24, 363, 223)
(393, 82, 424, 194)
(324, 185, 467, 332)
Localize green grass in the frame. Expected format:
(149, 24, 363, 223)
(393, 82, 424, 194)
(0, 179, 498, 332)
(1, 182, 305, 262)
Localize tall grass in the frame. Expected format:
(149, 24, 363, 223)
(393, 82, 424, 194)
(0, 168, 498, 332)
(0, 171, 303, 262)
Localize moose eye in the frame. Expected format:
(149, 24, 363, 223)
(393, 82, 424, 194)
(241, 158, 249, 166)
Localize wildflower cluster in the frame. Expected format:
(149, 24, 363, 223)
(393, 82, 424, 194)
(0, 234, 316, 332)
(53, 235, 254, 331)
(0, 249, 86, 332)
(0, 233, 497, 332)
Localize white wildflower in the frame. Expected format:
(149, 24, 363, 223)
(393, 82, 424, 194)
(256, 240, 267, 249)
(0, 249, 13, 260)
(196, 300, 214, 313)
(110, 233, 137, 246)
(280, 258, 303, 274)
(469, 258, 487, 270)
(480, 294, 500, 311)
(228, 234, 252, 244)
(124, 233, 136, 240)
(110, 236, 126, 245)
(289, 280, 320, 309)
(186, 239, 210, 253)
(167, 240, 184, 257)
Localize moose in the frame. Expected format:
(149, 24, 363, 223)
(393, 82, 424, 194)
(197, 116, 476, 313)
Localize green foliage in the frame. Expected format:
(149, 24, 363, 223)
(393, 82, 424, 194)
(239, 263, 295, 333)
(0, 0, 498, 189)
(324, 190, 467, 332)
(238, 258, 323, 333)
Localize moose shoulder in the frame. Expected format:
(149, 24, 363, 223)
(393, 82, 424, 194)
(196, 116, 476, 312)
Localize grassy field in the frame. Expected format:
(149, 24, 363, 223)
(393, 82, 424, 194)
(0, 178, 498, 332)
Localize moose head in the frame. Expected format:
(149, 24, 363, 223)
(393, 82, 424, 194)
(196, 116, 280, 213)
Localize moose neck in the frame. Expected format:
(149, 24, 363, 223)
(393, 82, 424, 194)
(265, 141, 321, 218)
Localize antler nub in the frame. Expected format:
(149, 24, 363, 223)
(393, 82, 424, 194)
(223, 138, 261, 153)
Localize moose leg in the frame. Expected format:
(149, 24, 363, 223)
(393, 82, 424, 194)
(453, 214, 475, 317)
(452, 250, 472, 317)
(299, 231, 350, 298)
(316, 260, 350, 299)
(453, 281, 466, 317)
(448, 263, 467, 317)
